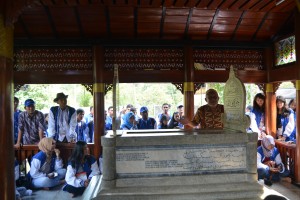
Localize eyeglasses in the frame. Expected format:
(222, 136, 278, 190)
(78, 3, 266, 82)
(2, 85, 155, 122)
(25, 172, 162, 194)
(163, 107, 169, 109)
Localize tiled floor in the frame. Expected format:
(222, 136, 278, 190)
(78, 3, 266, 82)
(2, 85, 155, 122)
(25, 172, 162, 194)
(22, 177, 300, 200)
(259, 177, 300, 200)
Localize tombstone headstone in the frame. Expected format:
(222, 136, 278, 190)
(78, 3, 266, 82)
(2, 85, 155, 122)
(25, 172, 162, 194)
(223, 66, 250, 132)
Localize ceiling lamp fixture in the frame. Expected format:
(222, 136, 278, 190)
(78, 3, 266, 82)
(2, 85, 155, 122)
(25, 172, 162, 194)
(275, 0, 285, 6)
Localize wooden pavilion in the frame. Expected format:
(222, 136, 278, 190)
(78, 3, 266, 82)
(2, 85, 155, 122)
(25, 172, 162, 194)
(0, 0, 299, 199)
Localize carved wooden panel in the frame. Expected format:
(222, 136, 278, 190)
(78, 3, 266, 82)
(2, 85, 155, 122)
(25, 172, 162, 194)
(82, 84, 93, 95)
(193, 49, 264, 70)
(13, 47, 93, 71)
(104, 48, 184, 70)
(172, 83, 205, 94)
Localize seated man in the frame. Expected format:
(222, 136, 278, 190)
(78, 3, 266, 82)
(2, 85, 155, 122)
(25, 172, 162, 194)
(257, 135, 286, 186)
(181, 89, 224, 129)
(15, 99, 45, 148)
(47, 93, 77, 143)
(137, 106, 157, 129)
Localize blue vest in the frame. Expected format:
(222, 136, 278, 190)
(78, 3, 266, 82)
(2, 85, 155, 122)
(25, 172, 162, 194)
(68, 155, 96, 178)
(50, 106, 76, 141)
(251, 108, 264, 129)
(257, 146, 280, 163)
(76, 121, 88, 142)
(137, 118, 156, 129)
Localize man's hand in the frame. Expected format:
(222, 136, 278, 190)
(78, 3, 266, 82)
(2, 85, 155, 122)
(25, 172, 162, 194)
(270, 167, 280, 173)
(47, 173, 54, 179)
(14, 142, 21, 149)
(84, 179, 90, 187)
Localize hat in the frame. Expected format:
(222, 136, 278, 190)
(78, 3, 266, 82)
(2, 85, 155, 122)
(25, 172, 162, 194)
(54, 92, 68, 102)
(276, 96, 286, 103)
(140, 106, 148, 113)
(24, 99, 35, 107)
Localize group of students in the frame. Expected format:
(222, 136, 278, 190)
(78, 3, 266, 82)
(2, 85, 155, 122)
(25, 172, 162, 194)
(247, 93, 297, 186)
(248, 93, 297, 143)
(14, 89, 297, 191)
(14, 93, 96, 149)
(15, 138, 99, 199)
(115, 103, 185, 130)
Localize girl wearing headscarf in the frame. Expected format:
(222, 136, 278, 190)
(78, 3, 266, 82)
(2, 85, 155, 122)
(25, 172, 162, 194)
(158, 114, 169, 129)
(63, 141, 100, 197)
(120, 112, 137, 130)
(30, 138, 66, 189)
(168, 112, 183, 129)
(249, 93, 266, 140)
(276, 96, 296, 142)
(257, 135, 285, 186)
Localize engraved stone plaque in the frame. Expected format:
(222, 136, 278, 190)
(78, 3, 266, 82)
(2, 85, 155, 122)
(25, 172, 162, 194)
(116, 145, 246, 177)
(223, 66, 250, 132)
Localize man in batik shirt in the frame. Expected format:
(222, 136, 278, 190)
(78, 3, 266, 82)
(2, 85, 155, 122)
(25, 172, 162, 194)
(14, 99, 45, 148)
(181, 89, 224, 129)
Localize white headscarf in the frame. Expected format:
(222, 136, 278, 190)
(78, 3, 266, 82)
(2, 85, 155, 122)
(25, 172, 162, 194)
(262, 135, 275, 157)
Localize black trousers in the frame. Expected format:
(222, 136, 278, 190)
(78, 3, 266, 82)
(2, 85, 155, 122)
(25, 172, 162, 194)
(63, 184, 86, 196)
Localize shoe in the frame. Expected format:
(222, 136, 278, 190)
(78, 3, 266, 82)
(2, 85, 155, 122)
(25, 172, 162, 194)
(264, 179, 273, 186)
(25, 189, 32, 196)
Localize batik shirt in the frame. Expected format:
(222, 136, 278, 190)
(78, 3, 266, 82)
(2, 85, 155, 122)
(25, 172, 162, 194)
(192, 104, 224, 129)
(18, 110, 45, 144)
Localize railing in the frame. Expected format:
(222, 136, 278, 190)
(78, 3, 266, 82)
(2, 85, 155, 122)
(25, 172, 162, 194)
(275, 140, 296, 182)
(15, 143, 95, 170)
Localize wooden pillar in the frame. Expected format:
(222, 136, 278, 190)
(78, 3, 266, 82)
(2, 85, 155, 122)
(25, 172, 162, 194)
(183, 45, 194, 124)
(0, 15, 15, 200)
(295, 80, 300, 184)
(265, 83, 276, 138)
(294, 9, 300, 184)
(93, 46, 105, 159)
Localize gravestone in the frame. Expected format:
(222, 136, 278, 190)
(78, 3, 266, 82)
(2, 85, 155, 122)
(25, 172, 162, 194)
(223, 65, 250, 132)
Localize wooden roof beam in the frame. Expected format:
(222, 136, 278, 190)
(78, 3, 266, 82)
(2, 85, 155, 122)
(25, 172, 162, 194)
(251, 12, 269, 41)
(43, 5, 59, 38)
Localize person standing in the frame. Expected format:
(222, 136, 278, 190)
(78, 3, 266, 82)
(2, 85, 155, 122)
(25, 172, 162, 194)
(47, 93, 77, 143)
(14, 99, 45, 148)
(137, 107, 157, 129)
(249, 93, 266, 140)
(276, 96, 296, 142)
(14, 97, 22, 144)
(75, 109, 89, 142)
(157, 103, 171, 125)
(180, 89, 224, 129)
(84, 106, 94, 124)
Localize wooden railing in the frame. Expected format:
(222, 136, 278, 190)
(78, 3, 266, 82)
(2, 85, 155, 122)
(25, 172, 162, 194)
(15, 143, 95, 169)
(275, 140, 296, 182)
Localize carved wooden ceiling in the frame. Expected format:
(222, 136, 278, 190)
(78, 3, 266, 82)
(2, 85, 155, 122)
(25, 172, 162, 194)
(13, 0, 297, 42)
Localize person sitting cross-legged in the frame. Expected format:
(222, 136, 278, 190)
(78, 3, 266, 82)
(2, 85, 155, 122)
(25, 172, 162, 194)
(29, 138, 66, 190)
(63, 141, 100, 198)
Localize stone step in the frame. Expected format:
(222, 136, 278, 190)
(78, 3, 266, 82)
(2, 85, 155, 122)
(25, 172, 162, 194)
(96, 182, 263, 200)
(116, 173, 256, 187)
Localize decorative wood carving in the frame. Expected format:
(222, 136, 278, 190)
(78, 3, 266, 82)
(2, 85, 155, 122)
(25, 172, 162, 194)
(193, 49, 264, 70)
(104, 48, 184, 71)
(105, 84, 113, 95)
(14, 47, 93, 71)
(14, 84, 24, 93)
(172, 82, 205, 94)
(172, 83, 183, 94)
(256, 83, 265, 94)
(273, 82, 282, 93)
(82, 84, 93, 96)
